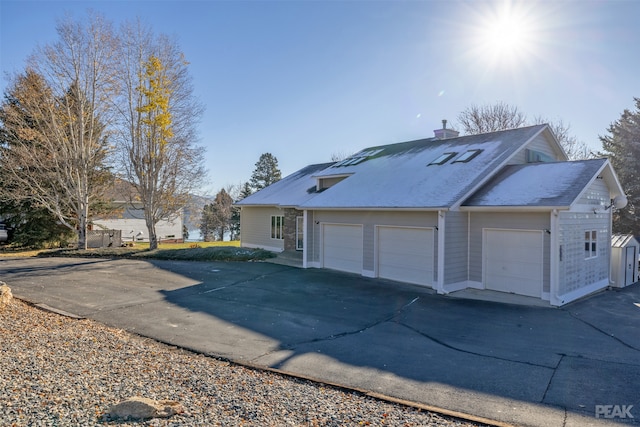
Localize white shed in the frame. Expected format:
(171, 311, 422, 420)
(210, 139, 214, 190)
(610, 234, 639, 287)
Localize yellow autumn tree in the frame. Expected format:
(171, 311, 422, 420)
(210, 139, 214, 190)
(118, 24, 205, 250)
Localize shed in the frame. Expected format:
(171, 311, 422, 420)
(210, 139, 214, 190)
(610, 234, 639, 287)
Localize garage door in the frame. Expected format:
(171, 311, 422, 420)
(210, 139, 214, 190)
(322, 224, 363, 274)
(484, 229, 543, 297)
(377, 226, 434, 286)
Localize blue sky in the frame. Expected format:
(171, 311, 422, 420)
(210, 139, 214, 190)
(1, 0, 639, 195)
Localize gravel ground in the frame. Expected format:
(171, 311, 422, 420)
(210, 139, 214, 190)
(1, 298, 490, 427)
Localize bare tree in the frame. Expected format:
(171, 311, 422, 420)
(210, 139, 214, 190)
(458, 102, 592, 160)
(116, 21, 205, 250)
(330, 151, 353, 162)
(0, 14, 117, 249)
(457, 102, 527, 134)
(532, 116, 592, 160)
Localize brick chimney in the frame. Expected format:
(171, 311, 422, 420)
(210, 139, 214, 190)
(434, 119, 460, 139)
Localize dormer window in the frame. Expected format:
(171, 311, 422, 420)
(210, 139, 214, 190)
(453, 149, 483, 163)
(526, 149, 555, 163)
(429, 152, 457, 166)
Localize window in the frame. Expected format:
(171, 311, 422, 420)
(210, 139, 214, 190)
(526, 149, 555, 163)
(271, 215, 284, 240)
(296, 217, 304, 250)
(585, 230, 597, 259)
(453, 149, 483, 163)
(429, 152, 457, 165)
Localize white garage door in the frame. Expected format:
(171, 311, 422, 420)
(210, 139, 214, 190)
(322, 224, 363, 274)
(378, 226, 434, 286)
(484, 229, 543, 297)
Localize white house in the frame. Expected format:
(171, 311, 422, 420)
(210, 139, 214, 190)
(91, 180, 184, 243)
(236, 124, 628, 306)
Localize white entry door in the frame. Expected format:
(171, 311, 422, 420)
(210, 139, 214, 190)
(484, 229, 543, 297)
(625, 246, 638, 285)
(322, 224, 363, 274)
(377, 226, 434, 286)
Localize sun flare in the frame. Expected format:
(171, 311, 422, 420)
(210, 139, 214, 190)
(485, 17, 527, 55)
(469, 1, 541, 68)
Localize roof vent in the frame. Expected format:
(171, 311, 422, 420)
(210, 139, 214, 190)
(434, 119, 460, 140)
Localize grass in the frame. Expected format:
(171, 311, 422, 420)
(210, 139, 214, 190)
(1, 241, 277, 262)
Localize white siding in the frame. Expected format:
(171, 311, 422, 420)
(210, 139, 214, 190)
(576, 178, 609, 208)
(508, 132, 564, 165)
(93, 217, 182, 242)
(240, 207, 285, 252)
(558, 212, 610, 295)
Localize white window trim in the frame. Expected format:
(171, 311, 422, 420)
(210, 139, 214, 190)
(271, 215, 284, 240)
(585, 230, 598, 259)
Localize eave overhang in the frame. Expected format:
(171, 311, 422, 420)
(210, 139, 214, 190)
(460, 205, 570, 212)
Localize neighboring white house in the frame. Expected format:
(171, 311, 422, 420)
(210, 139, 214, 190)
(92, 202, 183, 243)
(236, 123, 629, 306)
(91, 180, 184, 243)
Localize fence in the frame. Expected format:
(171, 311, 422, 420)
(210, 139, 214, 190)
(87, 230, 122, 248)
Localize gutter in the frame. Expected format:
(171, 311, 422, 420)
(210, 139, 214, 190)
(459, 205, 570, 212)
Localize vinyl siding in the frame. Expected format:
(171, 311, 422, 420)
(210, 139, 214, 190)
(469, 212, 551, 292)
(558, 212, 610, 295)
(577, 178, 609, 207)
(444, 211, 469, 284)
(240, 206, 285, 251)
(508, 133, 563, 165)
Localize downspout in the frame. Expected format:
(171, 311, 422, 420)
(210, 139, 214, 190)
(549, 209, 560, 305)
(437, 210, 446, 294)
(302, 210, 308, 269)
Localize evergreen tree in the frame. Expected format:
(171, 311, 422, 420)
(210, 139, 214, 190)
(239, 181, 253, 199)
(249, 153, 282, 191)
(599, 97, 640, 235)
(199, 189, 234, 241)
(229, 182, 252, 241)
(199, 203, 216, 242)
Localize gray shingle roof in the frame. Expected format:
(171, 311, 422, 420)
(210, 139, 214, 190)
(462, 158, 608, 208)
(236, 162, 334, 207)
(237, 125, 552, 209)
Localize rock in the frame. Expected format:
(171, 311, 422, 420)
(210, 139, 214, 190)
(0, 282, 12, 307)
(105, 396, 183, 420)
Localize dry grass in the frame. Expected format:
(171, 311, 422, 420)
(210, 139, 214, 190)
(0, 241, 242, 259)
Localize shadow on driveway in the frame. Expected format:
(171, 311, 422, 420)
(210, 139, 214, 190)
(155, 261, 640, 426)
(2, 257, 639, 426)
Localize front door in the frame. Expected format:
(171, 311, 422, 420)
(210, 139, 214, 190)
(625, 246, 637, 285)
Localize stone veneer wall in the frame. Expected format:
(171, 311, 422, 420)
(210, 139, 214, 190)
(283, 208, 301, 251)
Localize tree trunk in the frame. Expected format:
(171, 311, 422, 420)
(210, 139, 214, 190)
(77, 199, 89, 250)
(145, 210, 158, 250)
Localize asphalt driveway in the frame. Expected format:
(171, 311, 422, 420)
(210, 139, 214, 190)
(1, 256, 639, 427)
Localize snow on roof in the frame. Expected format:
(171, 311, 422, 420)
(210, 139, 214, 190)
(301, 125, 547, 209)
(236, 162, 334, 206)
(238, 125, 549, 209)
(462, 158, 608, 208)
